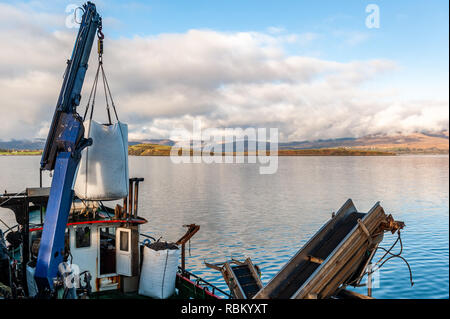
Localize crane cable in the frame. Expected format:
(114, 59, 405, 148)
(79, 25, 127, 202)
(82, 25, 119, 125)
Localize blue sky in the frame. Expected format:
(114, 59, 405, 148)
(25, 0, 449, 99)
(0, 1, 448, 140)
(113, 0, 449, 100)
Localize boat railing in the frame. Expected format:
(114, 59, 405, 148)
(178, 267, 232, 299)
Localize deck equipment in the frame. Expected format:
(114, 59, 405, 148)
(205, 258, 263, 299)
(35, 2, 103, 294)
(253, 199, 404, 299)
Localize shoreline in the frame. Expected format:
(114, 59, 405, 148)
(2, 149, 449, 156)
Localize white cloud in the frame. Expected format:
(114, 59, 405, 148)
(332, 30, 370, 46)
(0, 2, 448, 142)
(267, 26, 285, 35)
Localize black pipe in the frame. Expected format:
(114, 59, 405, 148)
(22, 198, 29, 296)
(128, 179, 133, 219)
(39, 169, 43, 224)
(133, 178, 144, 218)
(122, 196, 127, 219)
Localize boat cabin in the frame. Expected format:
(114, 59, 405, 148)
(29, 208, 145, 294)
(1, 183, 224, 299)
(1, 179, 148, 296)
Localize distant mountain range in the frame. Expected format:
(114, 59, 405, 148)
(128, 139, 175, 146)
(1, 131, 448, 154)
(0, 138, 175, 150)
(279, 131, 449, 154)
(0, 138, 46, 150)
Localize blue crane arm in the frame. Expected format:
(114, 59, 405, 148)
(35, 2, 101, 293)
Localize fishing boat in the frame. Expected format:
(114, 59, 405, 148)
(0, 1, 226, 300)
(0, 184, 228, 299)
(1, 190, 408, 300)
(0, 1, 410, 300)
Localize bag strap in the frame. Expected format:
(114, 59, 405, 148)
(100, 62, 120, 124)
(83, 63, 101, 121)
(82, 35, 120, 125)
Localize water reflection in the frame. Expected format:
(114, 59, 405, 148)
(0, 155, 448, 298)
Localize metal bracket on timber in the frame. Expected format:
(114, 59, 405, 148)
(307, 256, 324, 264)
(357, 218, 373, 246)
(380, 214, 405, 234)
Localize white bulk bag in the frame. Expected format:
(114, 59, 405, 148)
(74, 120, 129, 201)
(138, 246, 180, 299)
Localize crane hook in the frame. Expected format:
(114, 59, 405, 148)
(97, 24, 104, 62)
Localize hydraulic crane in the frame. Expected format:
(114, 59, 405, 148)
(35, 2, 102, 295)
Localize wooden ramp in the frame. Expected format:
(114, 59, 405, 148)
(205, 258, 263, 299)
(253, 199, 404, 299)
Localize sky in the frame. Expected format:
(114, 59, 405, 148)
(0, 0, 448, 142)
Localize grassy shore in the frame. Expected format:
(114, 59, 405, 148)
(277, 148, 395, 156)
(1, 144, 426, 157)
(128, 144, 396, 156)
(0, 149, 42, 156)
(128, 143, 172, 156)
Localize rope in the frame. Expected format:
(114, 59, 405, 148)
(89, 65, 100, 122)
(100, 64, 112, 125)
(3, 224, 19, 236)
(0, 217, 10, 230)
(101, 63, 119, 122)
(83, 57, 119, 124)
(0, 189, 27, 231)
(371, 231, 414, 286)
(343, 230, 414, 290)
(82, 63, 100, 120)
(0, 189, 26, 207)
(373, 230, 402, 264)
(161, 248, 169, 298)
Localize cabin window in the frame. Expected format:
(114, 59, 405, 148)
(119, 230, 129, 252)
(75, 226, 91, 248)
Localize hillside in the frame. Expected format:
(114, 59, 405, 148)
(133, 131, 448, 155)
(0, 149, 42, 155)
(128, 143, 172, 156)
(127, 144, 394, 156)
(277, 148, 394, 156)
(347, 132, 449, 154)
(280, 131, 449, 154)
(1, 131, 448, 155)
(0, 139, 45, 150)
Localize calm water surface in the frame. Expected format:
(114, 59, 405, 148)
(0, 155, 448, 299)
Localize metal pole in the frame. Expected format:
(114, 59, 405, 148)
(133, 181, 139, 218)
(39, 169, 43, 224)
(132, 178, 143, 219)
(367, 262, 373, 297)
(22, 198, 30, 296)
(181, 243, 185, 271)
(122, 197, 127, 219)
(128, 179, 133, 220)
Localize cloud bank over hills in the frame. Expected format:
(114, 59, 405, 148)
(0, 2, 448, 142)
